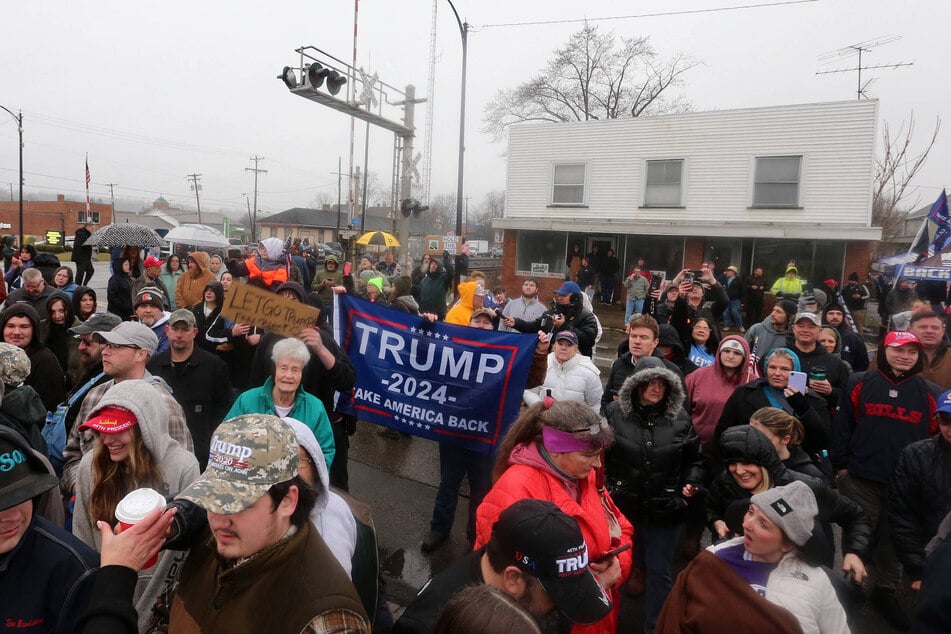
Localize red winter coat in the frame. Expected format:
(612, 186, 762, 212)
(475, 452, 634, 634)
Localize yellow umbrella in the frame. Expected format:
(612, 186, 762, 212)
(355, 230, 400, 247)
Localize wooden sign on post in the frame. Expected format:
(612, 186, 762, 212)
(221, 281, 319, 338)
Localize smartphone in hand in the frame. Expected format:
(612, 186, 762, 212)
(788, 371, 808, 393)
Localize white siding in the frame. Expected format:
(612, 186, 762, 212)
(504, 100, 878, 236)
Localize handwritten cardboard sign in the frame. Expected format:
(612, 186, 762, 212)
(221, 281, 319, 338)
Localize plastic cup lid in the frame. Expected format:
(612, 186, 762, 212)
(115, 487, 166, 524)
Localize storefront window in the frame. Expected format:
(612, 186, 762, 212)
(619, 235, 685, 280)
(752, 239, 845, 288)
(515, 231, 569, 278)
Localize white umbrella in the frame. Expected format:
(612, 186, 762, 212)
(164, 224, 230, 248)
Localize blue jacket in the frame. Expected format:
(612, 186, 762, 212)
(226, 377, 335, 469)
(0, 516, 99, 632)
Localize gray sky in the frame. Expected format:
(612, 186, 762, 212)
(0, 0, 948, 220)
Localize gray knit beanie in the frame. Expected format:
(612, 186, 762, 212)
(750, 480, 818, 546)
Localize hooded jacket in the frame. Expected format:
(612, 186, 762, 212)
(605, 358, 705, 524)
(71, 285, 97, 321)
(523, 349, 602, 413)
(0, 384, 48, 453)
(685, 335, 752, 453)
(284, 418, 357, 578)
(311, 255, 344, 302)
(833, 354, 940, 484)
(418, 252, 454, 318)
(770, 267, 806, 298)
(745, 314, 791, 365)
(175, 251, 216, 310)
(709, 426, 872, 563)
(191, 280, 229, 354)
(72, 379, 200, 633)
(106, 262, 134, 320)
(445, 280, 481, 325)
(0, 303, 66, 412)
(658, 323, 698, 376)
(714, 348, 829, 455)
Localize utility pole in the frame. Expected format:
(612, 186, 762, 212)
(397, 85, 419, 254)
(242, 194, 252, 240)
(186, 173, 202, 223)
(245, 156, 267, 241)
(106, 183, 117, 219)
(331, 157, 346, 241)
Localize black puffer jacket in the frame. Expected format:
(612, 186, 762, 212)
(605, 357, 705, 525)
(709, 426, 872, 561)
(887, 435, 951, 578)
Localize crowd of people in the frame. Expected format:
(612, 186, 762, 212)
(1, 234, 950, 634)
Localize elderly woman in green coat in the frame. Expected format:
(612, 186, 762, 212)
(225, 336, 335, 469)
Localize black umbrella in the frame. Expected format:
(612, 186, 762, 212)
(84, 223, 166, 248)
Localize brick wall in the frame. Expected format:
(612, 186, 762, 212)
(0, 196, 112, 240)
(843, 240, 873, 281)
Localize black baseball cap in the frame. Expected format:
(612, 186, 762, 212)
(0, 427, 58, 511)
(491, 499, 612, 624)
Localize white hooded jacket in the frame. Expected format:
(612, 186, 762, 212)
(284, 417, 358, 578)
(523, 351, 603, 413)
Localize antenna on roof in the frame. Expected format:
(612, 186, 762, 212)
(816, 35, 913, 100)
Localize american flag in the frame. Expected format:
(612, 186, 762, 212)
(85, 156, 91, 213)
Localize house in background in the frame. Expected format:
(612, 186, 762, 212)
(114, 196, 229, 236)
(493, 99, 882, 296)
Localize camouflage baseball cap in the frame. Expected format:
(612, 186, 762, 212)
(0, 342, 30, 386)
(175, 414, 299, 514)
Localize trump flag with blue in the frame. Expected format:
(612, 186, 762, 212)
(927, 189, 950, 257)
(333, 294, 537, 454)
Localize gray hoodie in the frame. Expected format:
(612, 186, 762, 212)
(72, 379, 200, 632)
(745, 315, 789, 365)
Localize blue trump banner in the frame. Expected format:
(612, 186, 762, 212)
(333, 294, 537, 454)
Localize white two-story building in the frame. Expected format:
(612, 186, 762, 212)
(493, 99, 881, 296)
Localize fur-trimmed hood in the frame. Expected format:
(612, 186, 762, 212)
(617, 356, 686, 422)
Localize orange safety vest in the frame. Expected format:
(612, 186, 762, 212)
(244, 257, 288, 288)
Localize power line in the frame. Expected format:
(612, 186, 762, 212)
(476, 0, 819, 28)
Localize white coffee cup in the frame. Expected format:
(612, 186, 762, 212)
(115, 488, 166, 568)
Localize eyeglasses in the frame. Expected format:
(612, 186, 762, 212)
(104, 342, 140, 351)
(74, 336, 96, 346)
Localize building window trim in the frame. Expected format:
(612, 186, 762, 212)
(77, 211, 100, 224)
(550, 162, 588, 206)
(751, 154, 803, 209)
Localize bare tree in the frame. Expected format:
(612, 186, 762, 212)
(872, 113, 941, 256)
(482, 23, 697, 142)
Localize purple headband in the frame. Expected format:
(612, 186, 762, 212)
(542, 427, 598, 453)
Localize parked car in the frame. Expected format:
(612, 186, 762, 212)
(322, 241, 344, 259)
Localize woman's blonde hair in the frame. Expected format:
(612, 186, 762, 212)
(88, 426, 164, 526)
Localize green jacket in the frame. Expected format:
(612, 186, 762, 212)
(225, 377, 335, 469)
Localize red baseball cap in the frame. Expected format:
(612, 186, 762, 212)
(143, 256, 166, 268)
(79, 406, 138, 434)
(884, 331, 923, 350)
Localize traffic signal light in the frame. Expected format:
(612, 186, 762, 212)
(400, 198, 429, 217)
(326, 70, 347, 96)
(278, 66, 298, 89)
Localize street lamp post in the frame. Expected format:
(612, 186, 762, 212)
(446, 1, 468, 238)
(0, 106, 23, 246)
